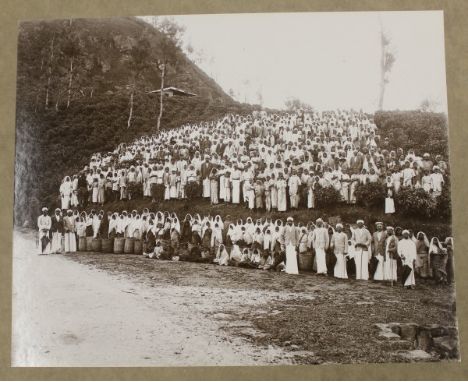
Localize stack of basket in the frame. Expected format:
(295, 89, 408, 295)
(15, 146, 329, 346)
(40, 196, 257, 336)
(77, 237, 143, 255)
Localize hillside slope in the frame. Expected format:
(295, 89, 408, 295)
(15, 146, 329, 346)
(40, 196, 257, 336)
(15, 17, 256, 225)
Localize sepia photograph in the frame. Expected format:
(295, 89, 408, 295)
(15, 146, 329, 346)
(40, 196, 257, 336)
(11, 10, 457, 367)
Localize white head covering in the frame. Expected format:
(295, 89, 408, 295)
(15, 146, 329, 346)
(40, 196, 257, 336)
(416, 231, 430, 247)
(429, 237, 444, 254)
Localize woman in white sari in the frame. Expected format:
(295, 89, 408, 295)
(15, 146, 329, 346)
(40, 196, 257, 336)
(214, 215, 223, 230)
(214, 244, 230, 266)
(171, 214, 181, 233)
(229, 244, 242, 265)
(211, 222, 224, 251)
(263, 228, 273, 251)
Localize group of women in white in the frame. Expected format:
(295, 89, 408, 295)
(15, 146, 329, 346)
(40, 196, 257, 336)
(57, 110, 449, 213)
(37, 207, 454, 288)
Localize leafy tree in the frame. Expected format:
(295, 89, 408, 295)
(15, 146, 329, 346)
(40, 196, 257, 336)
(284, 97, 314, 112)
(14, 17, 256, 226)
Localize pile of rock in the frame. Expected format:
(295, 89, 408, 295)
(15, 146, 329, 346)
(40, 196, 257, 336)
(375, 322, 459, 360)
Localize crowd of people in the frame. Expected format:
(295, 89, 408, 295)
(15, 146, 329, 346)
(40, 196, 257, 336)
(37, 207, 455, 288)
(58, 110, 449, 214)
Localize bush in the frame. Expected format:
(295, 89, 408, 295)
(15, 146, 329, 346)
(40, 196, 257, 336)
(436, 184, 452, 219)
(374, 110, 448, 158)
(395, 187, 438, 219)
(354, 182, 386, 208)
(314, 185, 341, 207)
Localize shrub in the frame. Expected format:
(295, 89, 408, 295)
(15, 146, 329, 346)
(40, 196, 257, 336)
(374, 110, 448, 158)
(354, 182, 386, 208)
(314, 185, 341, 207)
(436, 184, 452, 219)
(395, 187, 437, 219)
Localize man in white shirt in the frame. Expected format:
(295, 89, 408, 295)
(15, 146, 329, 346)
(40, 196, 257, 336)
(401, 162, 416, 188)
(398, 230, 417, 288)
(430, 166, 445, 197)
(37, 207, 51, 255)
(352, 219, 372, 280)
(312, 218, 329, 275)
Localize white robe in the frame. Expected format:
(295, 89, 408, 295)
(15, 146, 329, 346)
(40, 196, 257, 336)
(232, 179, 240, 204)
(51, 232, 63, 253)
(353, 246, 369, 280)
(334, 253, 348, 279)
(285, 243, 299, 274)
(277, 180, 287, 212)
(37, 215, 51, 254)
(64, 232, 77, 253)
(398, 239, 417, 286)
(60, 181, 73, 210)
(219, 174, 226, 200)
(202, 178, 211, 197)
(373, 254, 385, 280)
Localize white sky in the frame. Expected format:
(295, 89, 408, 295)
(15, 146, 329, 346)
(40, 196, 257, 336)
(143, 11, 448, 112)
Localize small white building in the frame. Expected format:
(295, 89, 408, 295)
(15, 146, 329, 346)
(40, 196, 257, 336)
(148, 86, 197, 98)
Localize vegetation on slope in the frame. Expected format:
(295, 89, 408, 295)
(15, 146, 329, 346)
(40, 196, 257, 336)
(15, 17, 257, 225)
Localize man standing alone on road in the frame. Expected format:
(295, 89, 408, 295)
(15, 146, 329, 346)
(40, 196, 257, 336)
(37, 207, 51, 255)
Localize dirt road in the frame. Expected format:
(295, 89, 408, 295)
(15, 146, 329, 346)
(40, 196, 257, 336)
(12, 229, 457, 366)
(11, 230, 307, 366)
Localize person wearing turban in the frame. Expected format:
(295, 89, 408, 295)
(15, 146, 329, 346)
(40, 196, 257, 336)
(50, 208, 64, 254)
(372, 222, 387, 281)
(312, 218, 329, 275)
(352, 219, 372, 280)
(398, 230, 417, 288)
(330, 223, 348, 279)
(37, 207, 52, 255)
(63, 209, 77, 253)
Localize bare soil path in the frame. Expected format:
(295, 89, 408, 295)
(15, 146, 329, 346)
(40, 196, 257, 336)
(12, 229, 457, 366)
(12, 230, 306, 366)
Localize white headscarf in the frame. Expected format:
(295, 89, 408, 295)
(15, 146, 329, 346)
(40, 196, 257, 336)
(429, 237, 444, 255)
(416, 231, 430, 248)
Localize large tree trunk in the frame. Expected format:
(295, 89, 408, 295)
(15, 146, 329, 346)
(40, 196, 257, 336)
(66, 56, 74, 108)
(156, 63, 165, 132)
(127, 90, 134, 128)
(45, 35, 55, 109)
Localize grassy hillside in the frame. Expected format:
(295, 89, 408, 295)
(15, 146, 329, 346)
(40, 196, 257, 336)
(15, 17, 257, 226)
